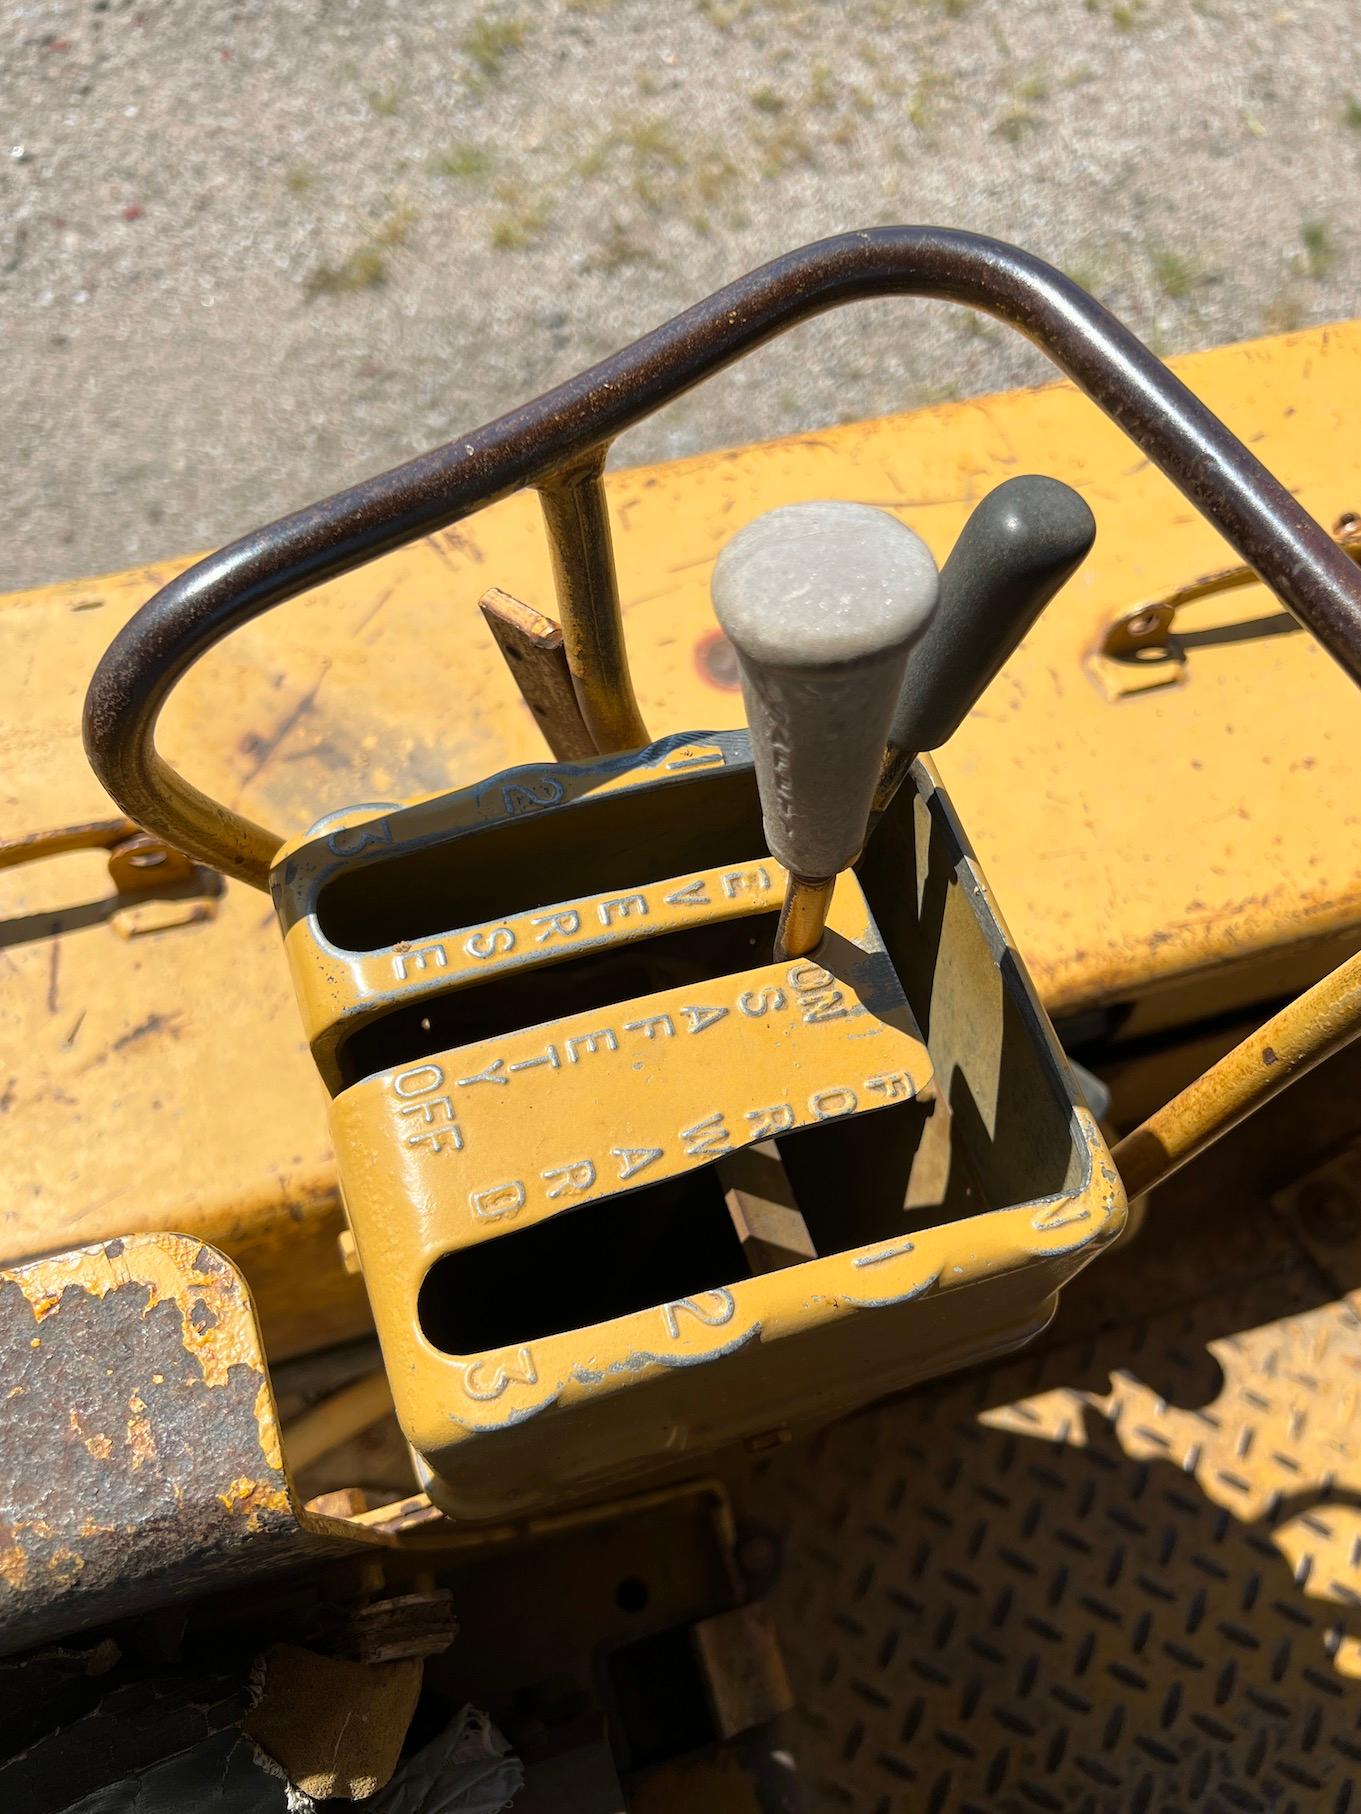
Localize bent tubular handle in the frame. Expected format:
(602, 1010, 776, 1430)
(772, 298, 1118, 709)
(83, 226, 1361, 888)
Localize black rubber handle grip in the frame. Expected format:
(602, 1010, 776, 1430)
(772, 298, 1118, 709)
(885, 474, 1096, 758)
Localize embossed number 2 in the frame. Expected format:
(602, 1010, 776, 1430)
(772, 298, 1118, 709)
(662, 1288, 735, 1341)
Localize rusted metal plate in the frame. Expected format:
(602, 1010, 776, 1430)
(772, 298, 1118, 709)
(0, 1232, 359, 1656)
(2, 323, 1359, 1351)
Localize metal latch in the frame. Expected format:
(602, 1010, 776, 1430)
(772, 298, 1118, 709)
(0, 819, 221, 940)
(1089, 512, 1361, 698)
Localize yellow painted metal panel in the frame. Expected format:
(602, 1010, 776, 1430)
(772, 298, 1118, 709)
(1, 322, 1357, 1350)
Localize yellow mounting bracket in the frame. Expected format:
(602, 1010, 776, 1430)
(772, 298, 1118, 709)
(273, 730, 1124, 1521)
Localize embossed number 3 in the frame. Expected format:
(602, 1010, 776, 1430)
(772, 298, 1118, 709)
(457, 1347, 538, 1401)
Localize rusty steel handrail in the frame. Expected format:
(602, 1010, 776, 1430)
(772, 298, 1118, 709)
(84, 226, 1361, 888)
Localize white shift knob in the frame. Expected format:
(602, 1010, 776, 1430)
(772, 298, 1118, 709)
(712, 502, 939, 879)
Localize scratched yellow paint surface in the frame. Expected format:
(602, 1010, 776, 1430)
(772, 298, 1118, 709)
(1, 320, 1358, 1354)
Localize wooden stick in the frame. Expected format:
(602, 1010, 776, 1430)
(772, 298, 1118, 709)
(479, 587, 597, 761)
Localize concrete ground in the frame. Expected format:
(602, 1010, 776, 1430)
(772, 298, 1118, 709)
(3, 0, 1358, 591)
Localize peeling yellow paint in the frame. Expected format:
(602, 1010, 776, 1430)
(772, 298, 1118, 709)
(252, 1376, 285, 1475)
(219, 1474, 290, 1527)
(2, 1235, 272, 1391)
(125, 1392, 158, 1474)
(66, 1405, 115, 1462)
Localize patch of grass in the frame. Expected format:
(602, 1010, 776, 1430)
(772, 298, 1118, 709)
(993, 71, 1048, 141)
(303, 204, 416, 300)
(304, 244, 388, 300)
(489, 185, 549, 251)
(1151, 247, 1201, 301)
(586, 219, 654, 271)
(621, 118, 686, 167)
(373, 202, 417, 249)
(750, 85, 786, 114)
(284, 164, 314, 196)
(867, 60, 904, 103)
(809, 62, 834, 109)
(1344, 93, 1361, 130)
(1300, 220, 1336, 280)
(1263, 292, 1304, 334)
(658, 146, 740, 231)
(755, 116, 814, 175)
(687, 149, 738, 211)
(575, 135, 611, 181)
(697, 0, 802, 28)
(575, 113, 737, 232)
(367, 87, 400, 116)
(429, 143, 493, 179)
(1086, 0, 1146, 21)
(463, 13, 528, 79)
(489, 213, 543, 252)
(907, 66, 952, 129)
(578, 116, 683, 205)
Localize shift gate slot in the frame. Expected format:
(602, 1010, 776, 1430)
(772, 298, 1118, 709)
(312, 750, 762, 952)
(330, 874, 929, 1258)
(334, 905, 785, 1089)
